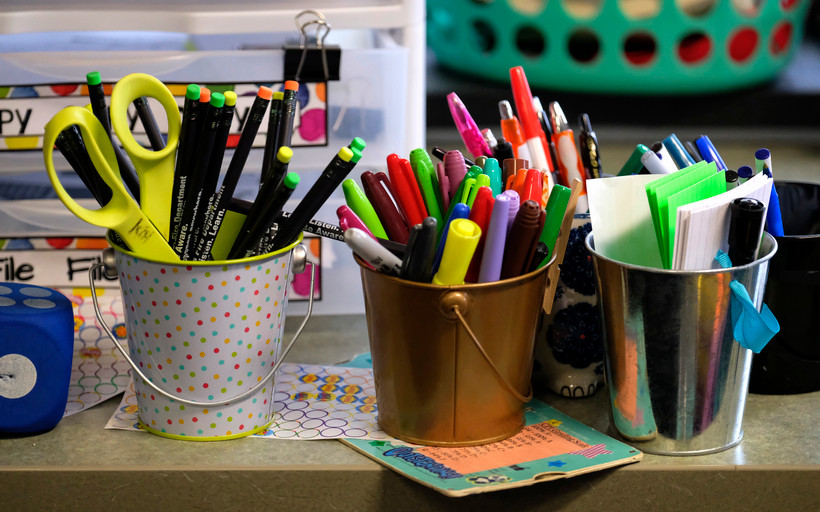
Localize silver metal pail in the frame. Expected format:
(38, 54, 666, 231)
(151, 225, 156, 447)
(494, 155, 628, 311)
(586, 232, 777, 455)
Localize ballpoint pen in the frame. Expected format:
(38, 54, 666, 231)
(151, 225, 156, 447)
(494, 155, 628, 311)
(482, 128, 498, 153)
(695, 135, 727, 171)
(498, 99, 532, 163)
(548, 101, 588, 213)
(577, 113, 602, 179)
(533, 96, 559, 175)
(448, 92, 493, 159)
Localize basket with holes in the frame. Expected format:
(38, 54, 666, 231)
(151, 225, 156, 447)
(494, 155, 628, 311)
(427, 0, 812, 94)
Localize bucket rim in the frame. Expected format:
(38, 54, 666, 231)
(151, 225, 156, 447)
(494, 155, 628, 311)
(585, 231, 778, 274)
(106, 229, 303, 266)
(354, 251, 555, 290)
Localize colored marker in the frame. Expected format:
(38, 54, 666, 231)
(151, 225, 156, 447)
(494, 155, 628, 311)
(465, 186, 495, 282)
(502, 189, 520, 234)
(269, 145, 363, 251)
(436, 162, 451, 212)
(478, 193, 511, 282)
(444, 150, 469, 199)
(409, 148, 444, 229)
(433, 218, 482, 285)
(663, 133, 696, 169)
(482, 157, 503, 196)
(345, 227, 402, 276)
(538, 184, 571, 265)
(399, 216, 438, 282)
(432, 202, 471, 276)
(337, 205, 377, 240)
(695, 135, 727, 171)
(386, 153, 427, 226)
(361, 171, 411, 243)
(618, 143, 651, 176)
(501, 199, 543, 279)
(343, 177, 388, 239)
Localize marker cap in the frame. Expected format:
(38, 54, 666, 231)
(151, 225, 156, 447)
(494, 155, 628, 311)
(433, 218, 482, 286)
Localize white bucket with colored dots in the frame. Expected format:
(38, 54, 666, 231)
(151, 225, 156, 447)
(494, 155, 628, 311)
(91, 233, 315, 441)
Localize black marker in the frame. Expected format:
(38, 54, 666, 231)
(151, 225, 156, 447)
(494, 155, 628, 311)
(728, 197, 766, 266)
(400, 216, 438, 282)
(269, 145, 363, 251)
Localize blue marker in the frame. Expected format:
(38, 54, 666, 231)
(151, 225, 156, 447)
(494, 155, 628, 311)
(430, 202, 470, 276)
(695, 135, 727, 171)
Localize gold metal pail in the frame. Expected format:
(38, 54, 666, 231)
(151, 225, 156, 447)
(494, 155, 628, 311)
(357, 255, 554, 446)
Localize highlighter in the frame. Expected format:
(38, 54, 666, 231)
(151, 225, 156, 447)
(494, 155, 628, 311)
(478, 193, 511, 283)
(432, 203, 471, 276)
(501, 199, 542, 279)
(342, 178, 388, 239)
(433, 218, 482, 285)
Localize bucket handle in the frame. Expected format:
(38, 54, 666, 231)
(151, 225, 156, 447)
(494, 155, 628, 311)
(443, 293, 533, 403)
(89, 245, 316, 408)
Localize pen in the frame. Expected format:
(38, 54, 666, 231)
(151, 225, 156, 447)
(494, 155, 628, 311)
(399, 216, 438, 282)
(227, 172, 300, 260)
(466, 174, 491, 208)
(478, 192, 510, 282)
(447, 92, 493, 159)
(502, 158, 529, 188)
(662, 133, 696, 169)
(444, 166, 478, 223)
(641, 145, 677, 174)
(85, 71, 140, 201)
(465, 186, 495, 282)
(342, 177, 388, 239)
(269, 145, 363, 251)
(261, 90, 284, 185)
(501, 199, 542, 279)
(386, 153, 427, 226)
(685, 140, 703, 162)
(492, 137, 515, 163)
(170, 84, 201, 246)
(548, 101, 588, 213)
(577, 113, 602, 179)
(432, 146, 475, 168)
(755, 148, 784, 237)
(133, 95, 165, 151)
(482, 128, 498, 153)
(432, 218, 482, 285)
(727, 197, 766, 265)
(475, 155, 488, 171)
(532, 96, 559, 174)
(498, 99, 532, 163)
(196, 86, 273, 260)
(520, 168, 543, 207)
(618, 143, 651, 175)
(345, 227, 403, 276)
(337, 205, 376, 239)
(509, 67, 553, 176)
(361, 171, 411, 243)
(409, 148, 445, 229)
(695, 135, 727, 171)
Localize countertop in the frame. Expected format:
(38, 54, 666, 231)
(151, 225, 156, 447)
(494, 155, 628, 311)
(2, 314, 818, 511)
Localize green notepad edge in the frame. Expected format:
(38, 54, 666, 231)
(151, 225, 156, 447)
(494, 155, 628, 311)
(665, 170, 727, 268)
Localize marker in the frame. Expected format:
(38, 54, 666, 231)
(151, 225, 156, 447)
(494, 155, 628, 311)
(498, 100, 532, 163)
(443, 150, 469, 199)
(725, 169, 739, 190)
(447, 92, 492, 159)
(466, 173, 491, 208)
(520, 168, 543, 207)
(133, 95, 165, 151)
(436, 162, 451, 212)
(478, 193, 511, 282)
(737, 165, 754, 184)
(444, 167, 478, 223)
(685, 140, 703, 162)
(663, 133, 696, 169)
(501, 199, 543, 279)
(409, 148, 444, 229)
(432, 218, 482, 285)
(386, 154, 427, 226)
(465, 186, 495, 282)
(618, 144, 651, 176)
(578, 113, 602, 179)
(641, 147, 677, 174)
(196, 86, 273, 259)
(695, 135, 727, 171)
(170, 84, 202, 246)
(501, 189, 520, 234)
(345, 227, 402, 276)
(85, 71, 140, 200)
(337, 205, 377, 240)
(399, 216, 438, 282)
(548, 101, 588, 213)
(432, 202, 471, 276)
(510, 67, 553, 176)
(502, 158, 529, 188)
(651, 141, 679, 172)
(482, 157, 503, 196)
(755, 148, 784, 237)
(261, 90, 284, 185)
(361, 171, 411, 243)
(228, 172, 300, 259)
(538, 184, 571, 265)
(727, 197, 766, 265)
(270, 145, 363, 251)
(343, 177, 388, 239)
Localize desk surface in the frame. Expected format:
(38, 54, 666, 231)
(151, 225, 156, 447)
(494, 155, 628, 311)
(1, 314, 818, 511)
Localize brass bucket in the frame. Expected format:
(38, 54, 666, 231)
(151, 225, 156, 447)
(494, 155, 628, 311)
(358, 256, 553, 446)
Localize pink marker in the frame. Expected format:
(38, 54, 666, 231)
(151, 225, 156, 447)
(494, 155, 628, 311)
(337, 205, 376, 240)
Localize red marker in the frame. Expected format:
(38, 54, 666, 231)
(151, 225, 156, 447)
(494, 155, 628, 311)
(520, 168, 544, 208)
(465, 186, 495, 282)
(386, 153, 427, 226)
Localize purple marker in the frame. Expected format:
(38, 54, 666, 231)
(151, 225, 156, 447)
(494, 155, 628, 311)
(502, 189, 520, 234)
(478, 193, 511, 282)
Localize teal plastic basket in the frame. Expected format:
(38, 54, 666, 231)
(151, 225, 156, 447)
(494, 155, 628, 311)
(427, 0, 812, 94)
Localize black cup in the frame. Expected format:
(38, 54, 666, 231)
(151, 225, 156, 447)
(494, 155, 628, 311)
(750, 181, 820, 394)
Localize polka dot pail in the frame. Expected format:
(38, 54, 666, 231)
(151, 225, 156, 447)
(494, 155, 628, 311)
(114, 246, 295, 440)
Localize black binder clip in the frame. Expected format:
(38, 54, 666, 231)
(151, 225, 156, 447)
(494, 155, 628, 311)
(284, 10, 341, 82)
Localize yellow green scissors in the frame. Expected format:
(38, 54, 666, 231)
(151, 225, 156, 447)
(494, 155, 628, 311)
(43, 73, 180, 261)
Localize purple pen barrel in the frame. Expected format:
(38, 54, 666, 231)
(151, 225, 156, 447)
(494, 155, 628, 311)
(356, 252, 556, 446)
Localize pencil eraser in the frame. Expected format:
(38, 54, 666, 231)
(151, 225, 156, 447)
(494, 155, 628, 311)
(272, 91, 284, 101)
(185, 84, 200, 100)
(199, 87, 211, 103)
(277, 146, 294, 163)
(258, 86, 273, 101)
(86, 71, 102, 86)
(283, 172, 300, 189)
(349, 137, 366, 152)
(338, 147, 355, 162)
(223, 91, 237, 107)
(210, 92, 225, 108)
(284, 80, 299, 91)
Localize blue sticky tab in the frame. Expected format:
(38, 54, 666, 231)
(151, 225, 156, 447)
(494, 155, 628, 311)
(714, 250, 780, 353)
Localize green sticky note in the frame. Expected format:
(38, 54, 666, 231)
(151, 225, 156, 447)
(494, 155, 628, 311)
(664, 170, 726, 268)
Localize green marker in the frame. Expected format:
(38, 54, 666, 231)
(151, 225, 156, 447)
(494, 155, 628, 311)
(466, 173, 491, 208)
(408, 148, 444, 227)
(618, 144, 651, 176)
(482, 158, 503, 196)
(444, 167, 479, 222)
(342, 178, 387, 238)
(537, 184, 572, 268)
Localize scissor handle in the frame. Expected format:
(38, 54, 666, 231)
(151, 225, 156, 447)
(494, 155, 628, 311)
(110, 73, 181, 240)
(43, 106, 179, 262)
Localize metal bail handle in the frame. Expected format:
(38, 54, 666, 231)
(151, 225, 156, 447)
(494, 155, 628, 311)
(89, 245, 316, 407)
(440, 291, 534, 403)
